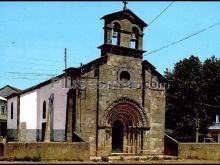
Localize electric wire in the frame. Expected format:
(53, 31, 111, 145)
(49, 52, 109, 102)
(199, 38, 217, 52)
(148, 1, 175, 27)
(145, 21, 220, 56)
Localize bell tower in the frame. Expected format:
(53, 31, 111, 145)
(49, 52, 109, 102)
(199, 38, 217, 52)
(98, 4, 148, 59)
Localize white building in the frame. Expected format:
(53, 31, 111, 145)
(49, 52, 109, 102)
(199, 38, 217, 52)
(7, 74, 69, 142)
(207, 114, 220, 142)
(0, 96, 7, 137)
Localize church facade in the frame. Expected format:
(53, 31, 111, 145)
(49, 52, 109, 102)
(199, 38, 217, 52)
(6, 8, 166, 156)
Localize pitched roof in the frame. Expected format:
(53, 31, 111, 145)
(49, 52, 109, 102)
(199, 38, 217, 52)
(0, 85, 21, 93)
(20, 73, 65, 95)
(7, 56, 108, 99)
(101, 9, 148, 28)
(142, 60, 166, 82)
(6, 73, 65, 99)
(0, 96, 6, 101)
(64, 55, 108, 76)
(0, 85, 22, 98)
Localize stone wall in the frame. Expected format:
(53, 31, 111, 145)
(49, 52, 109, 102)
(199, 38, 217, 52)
(75, 69, 98, 156)
(179, 143, 220, 160)
(97, 54, 165, 156)
(6, 129, 18, 141)
(4, 142, 90, 161)
(69, 53, 165, 156)
(143, 88, 165, 155)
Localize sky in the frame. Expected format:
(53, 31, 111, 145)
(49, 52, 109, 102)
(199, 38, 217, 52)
(0, 1, 220, 90)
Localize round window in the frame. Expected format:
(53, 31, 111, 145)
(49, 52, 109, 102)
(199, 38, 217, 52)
(118, 69, 132, 86)
(120, 71, 130, 83)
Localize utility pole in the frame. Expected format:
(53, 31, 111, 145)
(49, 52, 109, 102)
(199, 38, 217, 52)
(64, 48, 67, 88)
(64, 48, 67, 70)
(195, 108, 200, 143)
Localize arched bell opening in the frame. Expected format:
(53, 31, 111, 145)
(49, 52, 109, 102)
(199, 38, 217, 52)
(130, 27, 139, 49)
(112, 23, 121, 46)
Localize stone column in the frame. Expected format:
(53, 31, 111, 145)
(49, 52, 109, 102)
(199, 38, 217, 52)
(66, 91, 74, 142)
(19, 122, 26, 142)
(130, 127, 133, 153)
(44, 94, 54, 142)
(135, 129, 138, 153)
(137, 129, 141, 154)
(132, 128, 135, 154)
(123, 130, 127, 153)
(127, 128, 130, 153)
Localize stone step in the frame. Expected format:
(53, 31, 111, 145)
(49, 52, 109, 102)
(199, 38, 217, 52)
(91, 155, 178, 161)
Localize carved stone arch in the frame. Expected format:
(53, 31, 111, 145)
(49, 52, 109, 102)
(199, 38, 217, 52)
(111, 20, 122, 28)
(101, 97, 149, 128)
(130, 24, 141, 33)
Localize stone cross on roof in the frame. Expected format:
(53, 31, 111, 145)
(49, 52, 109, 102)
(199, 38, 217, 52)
(123, 0, 128, 10)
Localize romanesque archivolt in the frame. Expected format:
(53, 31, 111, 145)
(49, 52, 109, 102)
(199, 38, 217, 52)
(101, 97, 149, 128)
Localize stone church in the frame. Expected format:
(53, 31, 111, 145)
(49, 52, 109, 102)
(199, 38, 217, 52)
(6, 6, 166, 156)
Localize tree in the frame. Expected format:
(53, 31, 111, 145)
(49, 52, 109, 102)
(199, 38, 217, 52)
(165, 55, 208, 142)
(202, 56, 220, 124)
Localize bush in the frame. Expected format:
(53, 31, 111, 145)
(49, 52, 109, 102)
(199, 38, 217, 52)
(13, 155, 41, 162)
(32, 155, 41, 161)
(101, 156, 109, 162)
(77, 156, 83, 161)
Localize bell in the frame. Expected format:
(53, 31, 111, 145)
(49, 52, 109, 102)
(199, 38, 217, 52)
(112, 31, 118, 38)
(131, 33, 137, 42)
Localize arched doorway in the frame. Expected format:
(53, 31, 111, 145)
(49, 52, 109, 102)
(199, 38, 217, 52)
(112, 120, 124, 153)
(102, 97, 148, 154)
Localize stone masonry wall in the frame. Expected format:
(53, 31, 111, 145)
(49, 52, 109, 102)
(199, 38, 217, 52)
(97, 54, 165, 155)
(73, 53, 165, 156)
(98, 54, 143, 114)
(179, 143, 220, 160)
(75, 69, 98, 156)
(143, 88, 165, 155)
(4, 142, 90, 161)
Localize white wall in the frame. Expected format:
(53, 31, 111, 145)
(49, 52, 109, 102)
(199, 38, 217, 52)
(37, 84, 52, 129)
(7, 96, 17, 129)
(12, 76, 69, 131)
(52, 77, 69, 130)
(20, 91, 37, 129)
(37, 76, 69, 130)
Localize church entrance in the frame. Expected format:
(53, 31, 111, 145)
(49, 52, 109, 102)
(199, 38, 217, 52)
(112, 120, 124, 153)
(102, 98, 148, 154)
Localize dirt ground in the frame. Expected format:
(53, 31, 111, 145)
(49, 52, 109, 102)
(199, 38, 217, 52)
(1, 159, 220, 164)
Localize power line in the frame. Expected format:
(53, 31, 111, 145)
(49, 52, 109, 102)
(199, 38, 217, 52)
(166, 94, 220, 108)
(4, 54, 62, 63)
(6, 56, 61, 64)
(4, 17, 219, 81)
(144, 21, 220, 56)
(8, 61, 63, 67)
(4, 54, 80, 65)
(101, 21, 220, 70)
(4, 71, 57, 76)
(6, 66, 62, 72)
(148, 1, 175, 27)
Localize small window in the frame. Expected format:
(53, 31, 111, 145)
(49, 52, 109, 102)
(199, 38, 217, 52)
(94, 67, 99, 77)
(1, 106, 6, 115)
(11, 103, 13, 119)
(43, 101, 46, 119)
(120, 71, 131, 83)
(118, 69, 132, 86)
